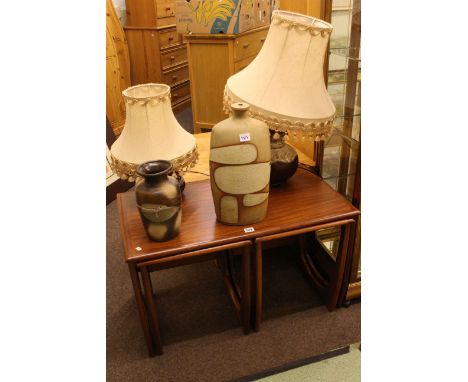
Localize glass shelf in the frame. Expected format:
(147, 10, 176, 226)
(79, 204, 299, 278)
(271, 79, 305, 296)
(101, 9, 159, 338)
(327, 47, 361, 123)
(321, 131, 359, 185)
(333, 115, 361, 142)
(329, 47, 361, 61)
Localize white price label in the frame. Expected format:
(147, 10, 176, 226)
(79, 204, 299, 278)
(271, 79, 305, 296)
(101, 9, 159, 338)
(244, 227, 255, 233)
(239, 133, 251, 142)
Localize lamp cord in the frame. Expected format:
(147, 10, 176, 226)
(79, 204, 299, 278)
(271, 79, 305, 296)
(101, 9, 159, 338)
(186, 170, 210, 176)
(298, 163, 320, 175)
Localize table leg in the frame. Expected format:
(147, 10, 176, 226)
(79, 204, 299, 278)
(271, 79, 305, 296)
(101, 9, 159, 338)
(226, 250, 242, 299)
(254, 241, 263, 332)
(241, 245, 251, 335)
(141, 267, 163, 355)
(127, 263, 154, 357)
(338, 218, 358, 307)
(327, 221, 355, 311)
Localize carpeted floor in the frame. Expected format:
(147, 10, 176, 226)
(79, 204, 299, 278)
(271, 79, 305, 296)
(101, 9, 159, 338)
(107, 198, 361, 381)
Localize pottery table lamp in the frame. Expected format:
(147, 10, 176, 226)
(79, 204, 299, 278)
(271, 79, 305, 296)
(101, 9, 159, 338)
(210, 102, 271, 225)
(110, 83, 198, 183)
(224, 10, 336, 184)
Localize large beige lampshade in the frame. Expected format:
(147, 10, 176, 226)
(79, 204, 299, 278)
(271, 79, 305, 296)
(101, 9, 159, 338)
(224, 10, 335, 142)
(110, 83, 198, 182)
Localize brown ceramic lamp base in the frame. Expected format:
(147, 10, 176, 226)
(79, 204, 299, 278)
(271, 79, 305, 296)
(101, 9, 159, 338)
(269, 130, 299, 187)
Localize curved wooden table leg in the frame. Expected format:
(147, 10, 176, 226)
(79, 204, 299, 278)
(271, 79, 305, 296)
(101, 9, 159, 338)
(141, 267, 163, 355)
(337, 219, 358, 308)
(227, 251, 242, 299)
(298, 234, 328, 289)
(128, 263, 154, 357)
(222, 246, 252, 334)
(327, 221, 355, 311)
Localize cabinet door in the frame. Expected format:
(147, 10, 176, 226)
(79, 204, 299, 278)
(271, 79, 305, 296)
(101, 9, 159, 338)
(125, 29, 162, 84)
(187, 41, 233, 132)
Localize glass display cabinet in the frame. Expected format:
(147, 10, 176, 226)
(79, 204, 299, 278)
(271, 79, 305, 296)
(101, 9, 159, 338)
(308, 0, 361, 303)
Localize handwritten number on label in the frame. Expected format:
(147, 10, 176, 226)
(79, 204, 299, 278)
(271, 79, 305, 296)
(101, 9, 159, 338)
(239, 133, 251, 142)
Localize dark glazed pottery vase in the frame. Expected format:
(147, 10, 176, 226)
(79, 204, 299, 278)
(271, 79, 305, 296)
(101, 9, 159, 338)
(135, 160, 182, 242)
(270, 130, 298, 186)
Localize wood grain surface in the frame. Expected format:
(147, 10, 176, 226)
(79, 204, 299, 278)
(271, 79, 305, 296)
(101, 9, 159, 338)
(118, 170, 359, 263)
(106, 0, 131, 136)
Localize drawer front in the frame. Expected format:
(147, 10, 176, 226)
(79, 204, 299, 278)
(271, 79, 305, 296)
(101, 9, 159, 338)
(159, 28, 181, 50)
(234, 55, 255, 73)
(162, 64, 189, 87)
(156, 16, 176, 27)
(234, 29, 268, 62)
(171, 81, 191, 105)
(156, 1, 176, 18)
(161, 45, 188, 70)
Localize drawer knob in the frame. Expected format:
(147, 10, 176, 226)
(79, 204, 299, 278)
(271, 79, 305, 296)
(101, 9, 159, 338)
(168, 36, 174, 41)
(260, 38, 265, 43)
(172, 75, 177, 80)
(243, 43, 250, 48)
(173, 93, 179, 97)
(170, 56, 175, 60)
(166, 7, 171, 10)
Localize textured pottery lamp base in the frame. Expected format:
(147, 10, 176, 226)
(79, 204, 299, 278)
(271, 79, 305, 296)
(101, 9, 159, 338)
(210, 103, 271, 225)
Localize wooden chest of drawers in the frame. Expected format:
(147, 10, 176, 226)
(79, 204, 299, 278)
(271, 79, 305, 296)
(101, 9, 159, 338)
(125, 0, 175, 28)
(124, 0, 190, 112)
(185, 26, 269, 133)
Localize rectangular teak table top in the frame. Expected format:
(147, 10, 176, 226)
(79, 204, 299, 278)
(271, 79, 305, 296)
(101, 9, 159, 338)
(117, 170, 360, 263)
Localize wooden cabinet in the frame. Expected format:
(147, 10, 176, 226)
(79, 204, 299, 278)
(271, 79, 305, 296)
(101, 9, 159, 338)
(124, 0, 191, 112)
(106, 0, 131, 136)
(161, 45, 188, 69)
(185, 26, 269, 134)
(280, 0, 324, 18)
(125, 0, 175, 27)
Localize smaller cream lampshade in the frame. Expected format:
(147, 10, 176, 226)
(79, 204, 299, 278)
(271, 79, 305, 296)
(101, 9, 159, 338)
(110, 83, 198, 182)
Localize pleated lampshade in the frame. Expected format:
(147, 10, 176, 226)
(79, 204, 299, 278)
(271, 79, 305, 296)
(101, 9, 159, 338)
(224, 10, 336, 142)
(110, 83, 198, 182)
